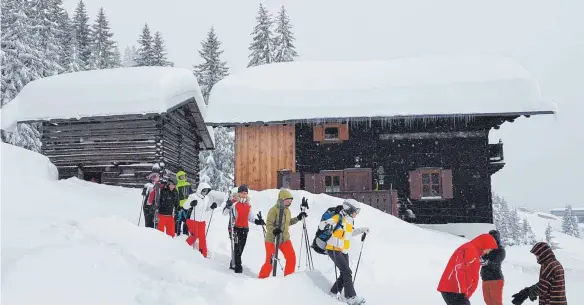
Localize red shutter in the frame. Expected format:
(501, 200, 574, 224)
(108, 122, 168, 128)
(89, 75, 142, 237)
(441, 169, 453, 199)
(408, 170, 422, 200)
(313, 125, 324, 141)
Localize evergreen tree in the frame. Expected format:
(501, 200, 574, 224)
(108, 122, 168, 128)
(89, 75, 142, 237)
(545, 223, 560, 250)
(151, 31, 173, 66)
(122, 45, 138, 67)
(89, 7, 117, 69)
(53, 0, 71, 72)
(111, 45, 122, 68)
(193, 26, 230, 103)
(135, 23, 154, 66)
(493, 193, 512, 246)
(508, 208, 522, 246)
(71, 0, 92, 69)
(199, 127, 235, 192)
(31, 0, 65, 77)
(247, 3, 275, 67)
(65, 34, 83, 72)
(521, 218, 537, 245)
(273, 5, 298, 63)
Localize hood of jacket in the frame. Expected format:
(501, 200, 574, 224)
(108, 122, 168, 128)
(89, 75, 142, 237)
(470, 233, 498, 252)
(196, 182, 211, 198)
(175, 171, 190, 187)
(489, 230, 502, 247)
(531, 242, 556, 264)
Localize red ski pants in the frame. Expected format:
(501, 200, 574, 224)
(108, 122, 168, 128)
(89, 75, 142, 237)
(482, 280, 504, 305)
(157, 215, 175, 237)
(258, 240, 296, 278)
(186, 219, 208, 257)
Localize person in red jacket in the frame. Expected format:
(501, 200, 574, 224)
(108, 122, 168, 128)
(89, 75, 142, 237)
(437, 233, 498, 305)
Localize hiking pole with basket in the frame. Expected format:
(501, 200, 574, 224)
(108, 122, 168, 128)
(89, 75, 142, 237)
(298, 197, 314, 270)
(206, 204, 216, 236)
(353, 232, 367, 284)
(138, 194, 145, 226)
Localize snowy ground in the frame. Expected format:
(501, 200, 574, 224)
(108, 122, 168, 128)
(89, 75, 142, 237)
(1, 142, 583, 305)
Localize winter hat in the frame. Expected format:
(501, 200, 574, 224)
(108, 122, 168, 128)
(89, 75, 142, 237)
(342, 199, 362, 215)
(168, 176, 177, 185)
(238, 184, 249, 193)
(278, 189, 294, 201)
(147, 172, 160, 181)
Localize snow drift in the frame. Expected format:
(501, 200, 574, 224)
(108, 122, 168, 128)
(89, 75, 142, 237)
(1, 143, 583, 305)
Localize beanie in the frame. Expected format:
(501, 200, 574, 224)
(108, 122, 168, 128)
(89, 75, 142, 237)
(238, 184, 249, 193)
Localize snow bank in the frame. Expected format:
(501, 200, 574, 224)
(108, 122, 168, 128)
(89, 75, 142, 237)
(2, 147, 583, 304)
(0, 66, 207, 130)
(0, 142, 58, 181)
(207, 56, 556, 125)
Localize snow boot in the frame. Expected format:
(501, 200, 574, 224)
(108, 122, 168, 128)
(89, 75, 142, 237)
(234, 265, 243, 273)
(345, 296, 366, 305)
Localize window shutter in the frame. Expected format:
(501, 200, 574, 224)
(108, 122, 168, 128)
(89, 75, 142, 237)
(408, 170, 422, 200)
(313, 125, 324, 141)
(441, 169, 453, 199)
(339, 124, 350, 141)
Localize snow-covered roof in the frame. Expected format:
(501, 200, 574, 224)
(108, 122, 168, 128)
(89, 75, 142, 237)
(206, 56, 556, 125)
(0, 66, 214, 148)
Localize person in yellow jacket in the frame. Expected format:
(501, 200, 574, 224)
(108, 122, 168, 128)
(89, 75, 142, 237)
(258, 189, 307, 278)
(175, 170, 191, 236)
(320, 199, 369, 305)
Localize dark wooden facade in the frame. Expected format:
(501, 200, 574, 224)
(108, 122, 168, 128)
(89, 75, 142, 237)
(228, 115, 514, 224)
(41, 102, 213, 188)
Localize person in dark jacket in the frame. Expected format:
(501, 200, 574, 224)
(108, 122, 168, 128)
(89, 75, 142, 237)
(156, 177, 180, 237)
(141, 172, 160, 228)
(481, 230, 506, 305)
(511, 242, 567, 305)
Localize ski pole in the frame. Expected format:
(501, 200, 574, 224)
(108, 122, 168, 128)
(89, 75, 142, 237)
(298, 206, 306, 270)
(138, 195, 145, 226)
(353, 232, 367, 284)
(206, 207, 215, 236)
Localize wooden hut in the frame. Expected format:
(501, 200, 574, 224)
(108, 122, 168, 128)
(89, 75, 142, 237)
(205, 56, 555, 224)
(0, 67, 214, 187)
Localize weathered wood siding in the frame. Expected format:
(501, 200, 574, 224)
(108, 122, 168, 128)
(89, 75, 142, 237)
(161, 108, 201, 186)
(235, 125, 295, 190)
(295, 118, 500, 224)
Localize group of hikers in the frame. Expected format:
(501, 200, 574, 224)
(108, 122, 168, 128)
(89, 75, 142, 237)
(140, 171, 568, 305)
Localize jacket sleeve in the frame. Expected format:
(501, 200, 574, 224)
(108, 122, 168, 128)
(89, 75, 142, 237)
(205, 197, 213, 212)
(463, 250, 480, 298)
(266, 207, 277, 233)
(289, 216, 299, 226)
(449, 248, 472, 296)
(529, 262, 560, 298)
(352, 227, 367, 236)
(248, 205, 257, 223)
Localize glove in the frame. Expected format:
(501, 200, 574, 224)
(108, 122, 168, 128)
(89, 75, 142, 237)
(511, 287, 530, 305)
(301, 197, 309, 209)
(273, 228, 282, 236)
(210, 202, 218, 209)
(296, 211, 308, 220)
(225, 199, 233, 208)
(254, 218, 266, 226)
(190, 200, 198, 207)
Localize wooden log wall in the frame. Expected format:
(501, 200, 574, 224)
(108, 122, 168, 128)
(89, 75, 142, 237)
(41, 114, 162, 188)
(161, 107, 201, 186)
(235, 125, 295, 190)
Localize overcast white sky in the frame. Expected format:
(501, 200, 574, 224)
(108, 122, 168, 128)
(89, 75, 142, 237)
(65, 0, 584, 211)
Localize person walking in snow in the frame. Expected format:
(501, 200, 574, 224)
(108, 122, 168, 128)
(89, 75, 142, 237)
(185, 182, 218, 257)
(222, 184, 265, 273)
(142, 172, 161, 228)
(321, 199, 369, 305)
(175, 170, 192, 236)
(156, 177, 180, 237)
(480, 230, 506, 305)
(510, 242, 567, 305)
(258, 189, 307, 278)
(437, 233, 498, 305)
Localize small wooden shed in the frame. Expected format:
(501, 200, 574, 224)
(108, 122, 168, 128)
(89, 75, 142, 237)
(1, 67, 214, 187)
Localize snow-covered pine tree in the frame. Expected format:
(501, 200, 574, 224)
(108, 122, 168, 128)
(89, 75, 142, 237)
(199, 127, 235, 192)
(521, 218, 537, 245)
(135, 23, 154, 66)
(71, 0, 92, 69)
(561, 205, 580, 237)
(31, 0, 65, 77)
(193, 26, 230, 104)
(111, 45, 122, 68)
(247, 3, 275, 67)
(199, 153, 218, 186)
(1, 0, 44, 151)
(151, 31, 173, 66)
(273, 5, 298, 63)
(122, 45, 138, 67)
(493, 193, 512, 246)
(89, 7, 117, 69)
(65, 34, 84, 72)
(53, 0, 71, 73)
(508, 208, 522, 246)
(545, 223, 559, 249)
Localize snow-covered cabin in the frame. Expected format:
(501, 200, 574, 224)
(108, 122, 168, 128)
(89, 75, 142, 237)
(0, 67, 214, 187)
(206, 56, 555, 225)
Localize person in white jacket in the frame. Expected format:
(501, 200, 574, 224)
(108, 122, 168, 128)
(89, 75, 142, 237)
(320, 199, 369, 305)
(184, 182, 217, 257)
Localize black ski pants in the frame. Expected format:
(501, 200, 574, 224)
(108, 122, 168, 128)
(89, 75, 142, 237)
(328, 250, 357, 299)
(143, 205, 156, 228)
(441, 292, 471, 305)
(231, 227, 249, 272)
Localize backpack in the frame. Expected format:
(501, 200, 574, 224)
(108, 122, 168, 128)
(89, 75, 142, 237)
(311, 207, 344, 255)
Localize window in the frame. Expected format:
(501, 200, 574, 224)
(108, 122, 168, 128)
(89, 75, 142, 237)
(421, 171, 441, 198)
(408, 168, 453, 200)
(325, 175, 341, 192)
(324, 127, 339, 140)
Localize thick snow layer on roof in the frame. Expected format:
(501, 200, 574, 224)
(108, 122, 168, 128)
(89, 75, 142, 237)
(1, 67, 207, 130)
(206, 56, 556, 124)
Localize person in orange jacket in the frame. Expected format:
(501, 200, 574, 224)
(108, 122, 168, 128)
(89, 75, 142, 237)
(437, 233, 498, 305)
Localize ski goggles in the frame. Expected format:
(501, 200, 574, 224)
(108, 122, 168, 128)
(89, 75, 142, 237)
(201, 188, 211, 196)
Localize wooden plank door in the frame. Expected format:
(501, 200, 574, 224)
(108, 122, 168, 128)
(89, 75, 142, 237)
(344, 168, 372, 191)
